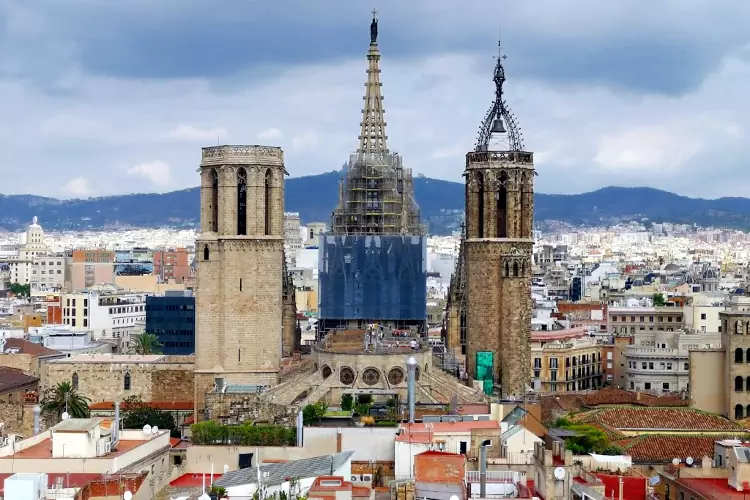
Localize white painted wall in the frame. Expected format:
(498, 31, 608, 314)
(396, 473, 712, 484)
(303, 427, 396, 462)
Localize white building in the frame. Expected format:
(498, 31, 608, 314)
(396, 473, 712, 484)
(29, 254, 66, 291)
(6, 217, 51, 285)
(624, 329, 722, 394)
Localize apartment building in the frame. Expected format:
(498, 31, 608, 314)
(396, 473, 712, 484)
(608, 305, 685, 335)
(152, 248, 191, 284)
(6, 217, 51, 285)
(624, 329, 721, 394)
(61, 285, 147, 342)
(29, 254, 66, 291)
(67, 249, 115, 290)
(530, 328, 605, 392)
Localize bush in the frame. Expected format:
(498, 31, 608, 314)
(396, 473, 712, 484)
(341, 394, 353, 411)
(191, 421, 296, 446)
(302, 402, 327, 425)
(374, 420, 397, 427)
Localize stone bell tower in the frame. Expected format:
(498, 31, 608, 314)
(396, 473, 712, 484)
(463, 43, 534, 398)
(193, 145, 287, 420)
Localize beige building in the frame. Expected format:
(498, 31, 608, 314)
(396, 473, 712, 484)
(608, 305, 685, 335)
(7, 217, 51, 285)
(625, 329, 721, 394)
(194, 145, 287, 421)
(114, 274, 187, 294)
(67, 249, 115, 290)
(30, 254, 66, 291)
(43, 354, 194, 404)
(690, 294, 750, 420)
(531, 330, 605, 393)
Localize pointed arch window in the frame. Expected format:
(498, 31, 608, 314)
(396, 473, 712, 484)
(71, 372, 79, 390)
(237, 168, 247, 235)
(520, 172, 528, 238)
(497, 171, 508, 238)
(124, 371, 131, 391)
(203, 244, 209, 261)
(265, 169, 273, 236)
(210, 169, 219, 232)
(513, 261, 519, 278)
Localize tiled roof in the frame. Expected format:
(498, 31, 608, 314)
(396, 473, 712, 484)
(615, 434, 750, 463)
(0, 366, 39, 393)
(2, 338, 62, 357)
(572, 407, 742, 431)
(586, 422, 626, 442)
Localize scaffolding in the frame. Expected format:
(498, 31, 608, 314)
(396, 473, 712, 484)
(330, 152, 424, 236)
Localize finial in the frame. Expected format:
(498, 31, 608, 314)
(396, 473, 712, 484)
(370, 9, 378, 44)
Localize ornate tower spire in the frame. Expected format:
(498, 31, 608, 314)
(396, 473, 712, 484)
(358, 9, 388, 154)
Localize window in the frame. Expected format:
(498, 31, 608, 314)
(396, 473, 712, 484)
(644, 382, 651, 390)
(700, 313, 706, 320)
(72, 372, 79, 390)
(662, 382, 669, 391)
(497, 171, 508, 238)
(124, 372, 131, 391)
(210, 168, 219, 232)
(660, 362, 665, 370)
(736, 348, 744, 364)
(237, 168, 247, 235)
(648, 362, 654, 369)
(736, 404, 744, 420)
(735, 376, 743, 392)
(264, 168, 273, 235)
(666, 362, 672, 370)
(203, 245, 210, 261)
(534, 358, 542, 369)
(641, 362, 647, 369)
(684, 362, 689, 370)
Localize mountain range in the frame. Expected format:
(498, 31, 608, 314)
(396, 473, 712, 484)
(2, 171, 750, 235)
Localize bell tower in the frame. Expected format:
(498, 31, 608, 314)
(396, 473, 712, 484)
(463, 43, 534, 398)
(193, 145, 287, 420)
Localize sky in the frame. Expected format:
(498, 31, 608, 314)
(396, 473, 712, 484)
(1, 0, 749, 199)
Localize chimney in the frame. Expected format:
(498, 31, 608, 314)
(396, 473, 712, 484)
(296, 410, 303, 447)
(33, 405, 41, 435)
(113, 400, 120, 443)
(406, 356, 417, 423)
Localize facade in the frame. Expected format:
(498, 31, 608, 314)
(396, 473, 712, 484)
(67, 249, 116, 290)
(608, 305, 685, 335)
(145, 291, 195, 355)
(284, 212, 304, 266)
(317, 13, 427, 334)
(624, 329, 721, 394)
(61, 286, 147, 342)
(193, 144, 287, 421)
(6, 217, 50, 285)
(152, 248, 191, 284)
(0, 366, 39, 404)
(462, 43, 534, 398)
(29, 254, 65, 291)
(530, 331, 604, 393)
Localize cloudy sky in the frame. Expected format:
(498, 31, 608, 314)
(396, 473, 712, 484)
(1, 0, 749, 199)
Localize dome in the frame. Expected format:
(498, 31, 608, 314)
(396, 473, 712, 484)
(685, 273, 698, 284)
(664, 263, 680, 272)
(28, 216, 40, 228)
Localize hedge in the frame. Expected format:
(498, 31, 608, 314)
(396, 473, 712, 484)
(191, 421, 296, 446)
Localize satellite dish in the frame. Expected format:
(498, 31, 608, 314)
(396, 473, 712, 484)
(686, 456, 694, 466)
(61, 412, 70, 420)
(142, 424, 152, 435)
(672, 458, 680, 466)
(152, 426, 159, 435)
(123, 492, 133, 500)
(554, 467, 565, 480)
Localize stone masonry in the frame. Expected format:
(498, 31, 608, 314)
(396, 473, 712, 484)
(194, 145, 287, 421)
(464, 151, 534, 397)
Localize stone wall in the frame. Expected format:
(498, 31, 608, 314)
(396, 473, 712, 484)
(43, 359, 194, 404)
(204, 392, 295, 425)
(0, 403, 37, 437)
(0, 353, 37, 376)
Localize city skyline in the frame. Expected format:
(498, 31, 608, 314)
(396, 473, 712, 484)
(1, 1, 748, 199)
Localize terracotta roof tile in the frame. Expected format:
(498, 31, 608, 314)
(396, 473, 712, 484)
(572, 407, 741, 431)
(2, 338, 61, 357)
(0, 366, 39, 393)
(615, 434, 750, 463)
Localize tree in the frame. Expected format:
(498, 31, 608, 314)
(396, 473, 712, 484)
(302, 402, 327, 425)
(652, 293, 666, 307)
(121, 396, 178, 437)
(41, 381, 91, 421)
(8, 283, 30, 297)
(129, 332, 163, 355)
(341, 394, 353, 411)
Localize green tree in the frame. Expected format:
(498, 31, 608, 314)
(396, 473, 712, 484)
(302, 402, 327, 425)
(41, 381, 91, 421)
(8, 283, 30, 297)
(129, 332, 163, 355)
(341, 394, 353, 411)
(652, 293, 666, 306)
(121, 396, 178, 437)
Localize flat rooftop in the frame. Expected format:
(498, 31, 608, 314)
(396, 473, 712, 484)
(5, 439, 144, 459)
(316, 329, 429, 355)
(47, 354, 167, 363)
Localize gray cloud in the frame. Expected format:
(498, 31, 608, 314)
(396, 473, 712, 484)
(0, 0, 749, 200)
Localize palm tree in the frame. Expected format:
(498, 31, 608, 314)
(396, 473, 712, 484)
(42, 381, 91, 421)
(129, 332, 163, 355)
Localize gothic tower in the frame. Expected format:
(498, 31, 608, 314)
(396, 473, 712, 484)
(193, 145, 287, 420)
(463, 43, 534, 398)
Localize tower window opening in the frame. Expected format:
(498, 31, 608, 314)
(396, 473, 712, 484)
(477, 172, 484, 238)
(513, 261, 519, 278)
(497, 171, 508, 238)
(210, 169, 219, 232)
(124, 372, 131, 391)
(203, 245, 210, 261)
(265, 169, 272, 236)
(237, 168, 247, 235)
(239, 278, 242, 291)
(520, 173, 528, 238)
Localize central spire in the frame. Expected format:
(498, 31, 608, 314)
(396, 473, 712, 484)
(358, 9, 388, 154)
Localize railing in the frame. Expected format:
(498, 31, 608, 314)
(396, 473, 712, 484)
(466, 449, 536, 465)
(465, 470, 526, 484)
